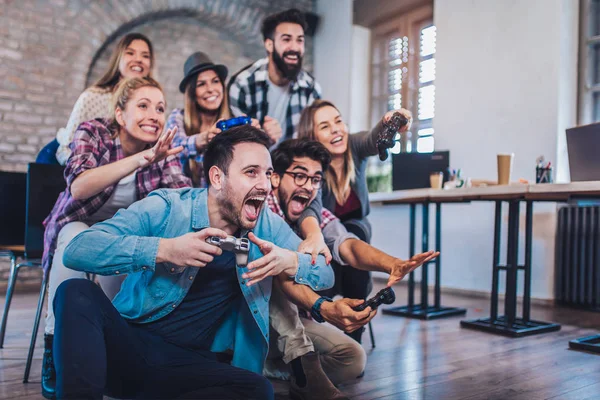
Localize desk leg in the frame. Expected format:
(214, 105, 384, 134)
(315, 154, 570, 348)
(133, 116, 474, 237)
(421, 203, 430, 309)
(408, 203, 416, 309)
(504, 200, 520, 327)
(523, 201, 533, 322)
(461, 200, 561, 337)
(383, 202, 466, 320)
(434, 202, 442, 308)
(490, 201, 502, 321)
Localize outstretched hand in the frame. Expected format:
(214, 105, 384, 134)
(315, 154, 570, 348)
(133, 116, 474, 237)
(387, 250, 440, 287)
(142, 126, 183, 166)
(242, 232, 299, 286)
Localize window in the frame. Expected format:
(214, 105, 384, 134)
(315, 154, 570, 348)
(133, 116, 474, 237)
(579, 0, 600, 123)
(416, 25, 436, 152)
(366, 5, 434, 192)
(370, 6, 435, 155)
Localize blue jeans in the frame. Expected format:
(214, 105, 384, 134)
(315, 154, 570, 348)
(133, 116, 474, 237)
(53, 279, 273, 400)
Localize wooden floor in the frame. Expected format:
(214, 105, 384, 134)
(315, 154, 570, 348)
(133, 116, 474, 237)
(2, 281, 600, 400)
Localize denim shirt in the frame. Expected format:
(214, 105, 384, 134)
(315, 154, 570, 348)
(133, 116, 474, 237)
(63, 188, 334, 373)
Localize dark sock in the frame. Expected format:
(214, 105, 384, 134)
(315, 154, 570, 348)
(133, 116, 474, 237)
(291, 355, 307, 387)
(44, 333, 54, 349)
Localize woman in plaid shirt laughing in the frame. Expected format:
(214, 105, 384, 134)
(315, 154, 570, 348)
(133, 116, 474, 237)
(40, 76, 190, 398)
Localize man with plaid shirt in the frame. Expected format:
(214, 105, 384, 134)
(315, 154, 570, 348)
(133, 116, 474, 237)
(228, 9, 321, 146)
(265, 139, 438, 399)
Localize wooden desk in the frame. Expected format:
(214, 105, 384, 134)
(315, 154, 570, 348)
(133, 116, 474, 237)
(370, 182, 600, 336)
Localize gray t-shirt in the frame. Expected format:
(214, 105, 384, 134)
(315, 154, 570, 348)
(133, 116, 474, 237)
(267, 78, 292, 143)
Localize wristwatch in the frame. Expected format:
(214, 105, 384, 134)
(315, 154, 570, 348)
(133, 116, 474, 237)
(310, 296, 332, 323)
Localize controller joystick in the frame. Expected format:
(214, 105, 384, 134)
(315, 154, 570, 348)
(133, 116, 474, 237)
(206, 236, 250, 267)
(353, 287, 396, 312)
(377, 113, 409, 161)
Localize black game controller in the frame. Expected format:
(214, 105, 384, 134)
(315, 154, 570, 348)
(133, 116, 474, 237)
(206, 236, 250, 267)
(352, 287, 396, 312)
(377, 112, 409, 161)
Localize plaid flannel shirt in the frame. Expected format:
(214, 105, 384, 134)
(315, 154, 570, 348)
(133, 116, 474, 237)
(266, 192, 336, 230)
(42, 118, 191, 272)
(228, 57, 322, 141)
(166, 108, 207, 187)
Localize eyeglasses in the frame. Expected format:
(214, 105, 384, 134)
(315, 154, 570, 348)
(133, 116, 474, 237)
(284, 171, 323, 189)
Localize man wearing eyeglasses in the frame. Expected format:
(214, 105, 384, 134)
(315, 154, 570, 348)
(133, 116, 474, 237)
(264, 139, 437, 395)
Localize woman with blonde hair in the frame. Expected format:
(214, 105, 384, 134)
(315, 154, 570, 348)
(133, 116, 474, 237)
(40, 76, 190, 399)
(55, 32, 155, 165)
(297, 99, 411, 342)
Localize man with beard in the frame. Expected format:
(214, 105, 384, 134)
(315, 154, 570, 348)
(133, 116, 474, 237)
(264, 139, 439, 397)
(51, 126, 361, 399)
(228, 8, 321, 147)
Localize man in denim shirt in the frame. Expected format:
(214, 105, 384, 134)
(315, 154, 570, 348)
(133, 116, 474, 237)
(53, 126, 334, 399)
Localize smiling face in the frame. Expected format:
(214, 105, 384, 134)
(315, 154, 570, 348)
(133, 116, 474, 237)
(115, 86, 165, 145)
(313, 105, 348, 157)
(273, 156, 322, 223)
(266, 22, 305, 80)
(118, 39, 152, 79)
(216, 142, 273, 230)
(195, 69, 223, 112)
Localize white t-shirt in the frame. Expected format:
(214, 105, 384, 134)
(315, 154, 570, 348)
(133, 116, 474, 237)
(266, 78, 292, 144)
(86, 172, 137, 224)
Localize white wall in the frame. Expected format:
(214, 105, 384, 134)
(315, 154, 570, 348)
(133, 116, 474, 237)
(314, 1, 371, 132)
(369, 0, 579, 300)
(349, 25, 371, 132)
(314, 0, 353, 117)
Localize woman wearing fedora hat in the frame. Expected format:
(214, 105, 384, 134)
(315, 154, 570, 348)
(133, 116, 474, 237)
(167, 52, 260, 187)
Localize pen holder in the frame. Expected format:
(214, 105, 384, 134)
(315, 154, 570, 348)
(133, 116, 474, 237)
(536, 166, 553, 184)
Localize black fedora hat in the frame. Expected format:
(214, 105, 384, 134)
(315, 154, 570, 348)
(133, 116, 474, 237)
(179, 52, 228, 93)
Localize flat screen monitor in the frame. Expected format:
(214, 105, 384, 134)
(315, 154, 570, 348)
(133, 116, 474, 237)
(392, 151, 450, 190)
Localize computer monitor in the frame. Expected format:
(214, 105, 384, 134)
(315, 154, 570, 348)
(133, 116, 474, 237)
(392, 151, 450, 190)
(566, 122, 600, 182)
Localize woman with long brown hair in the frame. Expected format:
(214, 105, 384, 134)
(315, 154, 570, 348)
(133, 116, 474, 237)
(167, 52, 264, 187)
(41, 77, 190, 398)
(297, 99, 411, 343)
(166, 52, 231, 186)
(55, 32, 155, 165)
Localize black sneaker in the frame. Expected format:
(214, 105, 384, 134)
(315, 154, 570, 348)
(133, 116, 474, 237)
(41, 334, 56, 400)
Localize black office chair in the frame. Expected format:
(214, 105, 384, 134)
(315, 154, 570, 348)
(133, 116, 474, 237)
(0, 170, 27, 348)
(0, 163, 65, 383)
(1, 140, 61, 347)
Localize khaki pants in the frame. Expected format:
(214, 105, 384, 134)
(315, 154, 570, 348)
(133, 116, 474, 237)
(267, 280, 366, 385)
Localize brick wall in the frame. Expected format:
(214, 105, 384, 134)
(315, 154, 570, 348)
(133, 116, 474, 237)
(0, 0, 314, 290)
(88, 18, 258, 113)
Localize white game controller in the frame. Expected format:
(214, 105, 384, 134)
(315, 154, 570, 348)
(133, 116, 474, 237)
(206, 236, 250, 267)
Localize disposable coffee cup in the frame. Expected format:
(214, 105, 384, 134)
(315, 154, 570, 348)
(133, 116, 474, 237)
(497, 153, 514, 185)
(430, 172, 443, 189)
